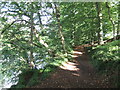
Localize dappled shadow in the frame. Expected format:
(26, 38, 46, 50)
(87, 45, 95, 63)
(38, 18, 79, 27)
(60, 61, 80, 71)
(59, 61, 81, 77)
(59, 46, 94, 78)
(32, 45, 115, 88)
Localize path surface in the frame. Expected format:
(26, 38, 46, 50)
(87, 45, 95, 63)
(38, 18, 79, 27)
(32, 45, 114, 88)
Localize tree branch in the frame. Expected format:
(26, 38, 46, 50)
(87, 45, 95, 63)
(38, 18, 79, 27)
(1, 19, 30, 34)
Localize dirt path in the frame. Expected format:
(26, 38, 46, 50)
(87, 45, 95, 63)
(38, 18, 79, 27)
(32, 45, 114, 88)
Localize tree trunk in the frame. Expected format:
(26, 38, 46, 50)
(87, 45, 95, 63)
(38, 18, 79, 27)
(36, 12, 49, 48)
(54, 3, 67, 54)
(95, 2, 104, 45)
(106, 2, 116, 40)
(72, 25, 75, 46)
(117, 2, 120, 37)
(37, 3, 43, 29)
(29, 4, 35, 69)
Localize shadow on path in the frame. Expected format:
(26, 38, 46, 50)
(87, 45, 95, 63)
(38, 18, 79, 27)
(32, 45, 114, 88)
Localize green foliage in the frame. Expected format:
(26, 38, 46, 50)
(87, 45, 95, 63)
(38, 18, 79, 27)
(10, 69, 41, 88)
(40, 65, 57, 80)
(90, 40, 119, 71)
(87, 40, 120, 87)
(9, 51, 71, 88)
(26, 70, 40, 87)
(0, 2, 119, 88)
(40, 53, 70, 80)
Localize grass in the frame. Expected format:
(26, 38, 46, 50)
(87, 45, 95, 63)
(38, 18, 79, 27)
(86, 40, 120, 87)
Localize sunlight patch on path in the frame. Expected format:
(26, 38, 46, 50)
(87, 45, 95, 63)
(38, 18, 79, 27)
(66, 62, 78, 65)
(60, 62, 80, 71)
(73, 51, 83, 55)
(71, 55, 78, 58)
(72, 73, 80, 76)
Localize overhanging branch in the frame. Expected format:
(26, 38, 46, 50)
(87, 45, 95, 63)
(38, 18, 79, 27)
(1, 19, 30, 34)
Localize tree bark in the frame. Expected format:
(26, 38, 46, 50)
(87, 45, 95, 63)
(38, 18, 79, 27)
(54, 3, 67, 54)
(95, 2, 104, 45)
(106, 2, 116, 40)
(29, 3, 35, 69)
(71, 25, 75, 46)
(117, 2, 120, 37)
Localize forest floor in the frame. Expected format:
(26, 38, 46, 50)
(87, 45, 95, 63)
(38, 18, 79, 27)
(32, 45, 115, 88)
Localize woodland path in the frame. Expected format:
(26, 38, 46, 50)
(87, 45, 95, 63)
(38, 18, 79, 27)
(32, 45, 114, 88)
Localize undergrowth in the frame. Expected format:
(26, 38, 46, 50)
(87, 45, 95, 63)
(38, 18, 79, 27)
(9, 52, 72, 89)
(86, 40, 120, 87)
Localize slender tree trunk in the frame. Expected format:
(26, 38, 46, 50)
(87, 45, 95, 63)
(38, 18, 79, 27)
(29, 3, 35, 69)
(54, 3, 66, 54)
(38, 12, 42, 25)
(72, 25, 75, 46)
(117, 2, 120, 37)
(106, 2, 116, 40)
(95, 2, 104, 45)
(35, 5, 54, 55)
(37, 3, 43, 29)
(36, 12, 49, 48)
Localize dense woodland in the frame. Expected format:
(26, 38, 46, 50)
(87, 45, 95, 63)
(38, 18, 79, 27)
(0, 2, 120, 88)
